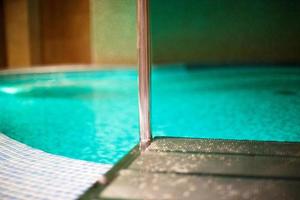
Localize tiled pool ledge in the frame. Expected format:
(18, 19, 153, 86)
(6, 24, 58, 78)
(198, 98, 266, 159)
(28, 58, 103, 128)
(81, 137, 300, 200)
(0, 133, 112, 200)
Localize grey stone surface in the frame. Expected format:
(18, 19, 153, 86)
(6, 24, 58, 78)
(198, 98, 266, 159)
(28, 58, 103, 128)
(149, 137, 300, 157)
(101, 170, 300, 200)
(82, 137, 300, 199)
(129, 151, 300, 178)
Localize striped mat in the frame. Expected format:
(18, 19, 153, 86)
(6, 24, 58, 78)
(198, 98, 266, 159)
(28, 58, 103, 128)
(0, 133, 112, 200)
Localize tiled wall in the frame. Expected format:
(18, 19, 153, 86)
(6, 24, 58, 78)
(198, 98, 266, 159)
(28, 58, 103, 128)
(151, 0, 300, 64)
(91, 0, 300, 65)
(91, 0, 137, 65)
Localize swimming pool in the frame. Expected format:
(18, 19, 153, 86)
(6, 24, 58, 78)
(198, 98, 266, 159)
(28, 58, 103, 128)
(0, 65, 300, 164)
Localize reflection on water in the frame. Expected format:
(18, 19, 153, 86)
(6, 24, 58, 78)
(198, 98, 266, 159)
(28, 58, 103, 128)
(0, 70, 139, 164)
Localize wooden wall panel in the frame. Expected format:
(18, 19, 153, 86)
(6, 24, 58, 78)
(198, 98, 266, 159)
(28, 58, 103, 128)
(28, 0, 41, 65)
(1, 0, 40, 68)
(3, 0, 31, 68)
(40, 0, 91, 65)
(0, 0, 6, 69)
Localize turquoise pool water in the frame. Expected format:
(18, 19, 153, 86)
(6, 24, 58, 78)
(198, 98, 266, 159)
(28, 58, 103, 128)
(0, 66, 300, 164)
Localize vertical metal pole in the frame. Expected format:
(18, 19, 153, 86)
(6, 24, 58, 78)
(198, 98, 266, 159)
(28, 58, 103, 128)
(137, 0, 151, 150)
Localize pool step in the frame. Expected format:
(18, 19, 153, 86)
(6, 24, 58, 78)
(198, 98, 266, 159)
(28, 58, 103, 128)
(149, 137, 300, 156)
(80, 137, 300, 200)
(129, 152, 300, 178)
(100, 170, 300, 200)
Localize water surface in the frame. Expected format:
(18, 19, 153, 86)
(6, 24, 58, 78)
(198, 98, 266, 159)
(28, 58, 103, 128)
(0, 66, 299, 164)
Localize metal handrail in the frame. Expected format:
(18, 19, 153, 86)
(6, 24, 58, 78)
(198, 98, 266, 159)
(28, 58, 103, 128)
(137, 0, 152, 150)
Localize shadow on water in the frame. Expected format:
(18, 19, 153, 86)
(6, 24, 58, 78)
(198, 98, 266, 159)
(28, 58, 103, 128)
(274, 90, 298, 96)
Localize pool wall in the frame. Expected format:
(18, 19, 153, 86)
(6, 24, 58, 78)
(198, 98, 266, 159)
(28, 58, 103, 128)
(92, 0, 300, 65)
(1, 0, 300, 69)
